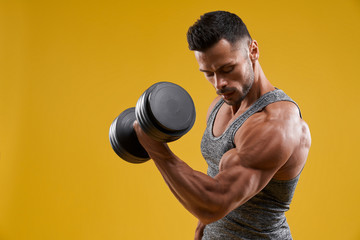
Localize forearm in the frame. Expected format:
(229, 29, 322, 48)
(149, 147, 226, 223)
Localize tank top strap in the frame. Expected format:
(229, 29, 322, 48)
(229, 89, 302, 139)
(206, 98, 225, 126)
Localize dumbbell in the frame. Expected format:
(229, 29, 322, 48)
(109, 82, 196, 164)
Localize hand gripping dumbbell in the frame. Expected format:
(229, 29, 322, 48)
(109, 82, 196, 164)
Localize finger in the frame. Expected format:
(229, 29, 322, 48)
(133, 120, 143, 138)
(133, 120, 141, 132)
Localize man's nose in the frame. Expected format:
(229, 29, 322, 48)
(214, 74, 227, 90)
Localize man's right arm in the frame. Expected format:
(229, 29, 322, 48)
(133, 115, 294, 224)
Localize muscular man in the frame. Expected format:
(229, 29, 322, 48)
(133, 11, 311, 239)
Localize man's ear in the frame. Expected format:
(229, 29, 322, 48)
(249, 40, 259, 62)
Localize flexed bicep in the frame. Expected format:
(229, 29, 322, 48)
(213, 121, 295, 214)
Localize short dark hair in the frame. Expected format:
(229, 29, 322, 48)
(187, 11, 252, 51)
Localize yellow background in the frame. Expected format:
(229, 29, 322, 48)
(1, 0, 359, 239)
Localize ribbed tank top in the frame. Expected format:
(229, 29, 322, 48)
(200, 89, 302, 240)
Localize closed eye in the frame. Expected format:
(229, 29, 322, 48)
(221, 66, 234, 74)
(205, 72, 214, 77)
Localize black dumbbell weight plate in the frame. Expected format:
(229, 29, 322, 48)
(135, 82, 196, 142)
(148, 82, 195, 133)
(109, 107, 150, 163)
(135, 83, 172, 142)
(135, 87, 160, 141)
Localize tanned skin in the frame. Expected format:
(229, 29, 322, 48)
(133, 39, 311, 240)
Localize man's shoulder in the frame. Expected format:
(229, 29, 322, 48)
(236, 100, 306, 146)
(265, 100, 300, 119)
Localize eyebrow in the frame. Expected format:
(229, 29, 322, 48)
(199, 62, 234, 73)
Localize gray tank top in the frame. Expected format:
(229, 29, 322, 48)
(201, 89, 302, 240)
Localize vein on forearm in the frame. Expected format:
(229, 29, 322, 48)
(152, 154, 224, 221)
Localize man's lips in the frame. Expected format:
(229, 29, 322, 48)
(217, 90, 234, 99)
(221, 91, 234, 99)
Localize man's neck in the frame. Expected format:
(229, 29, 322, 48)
(230, 62, 275, 115)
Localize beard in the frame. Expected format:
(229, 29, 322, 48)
(219, 59, 254, 106)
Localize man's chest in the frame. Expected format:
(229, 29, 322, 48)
(212, 105, 265, 138)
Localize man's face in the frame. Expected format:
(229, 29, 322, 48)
(195, 39, 254, 106)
